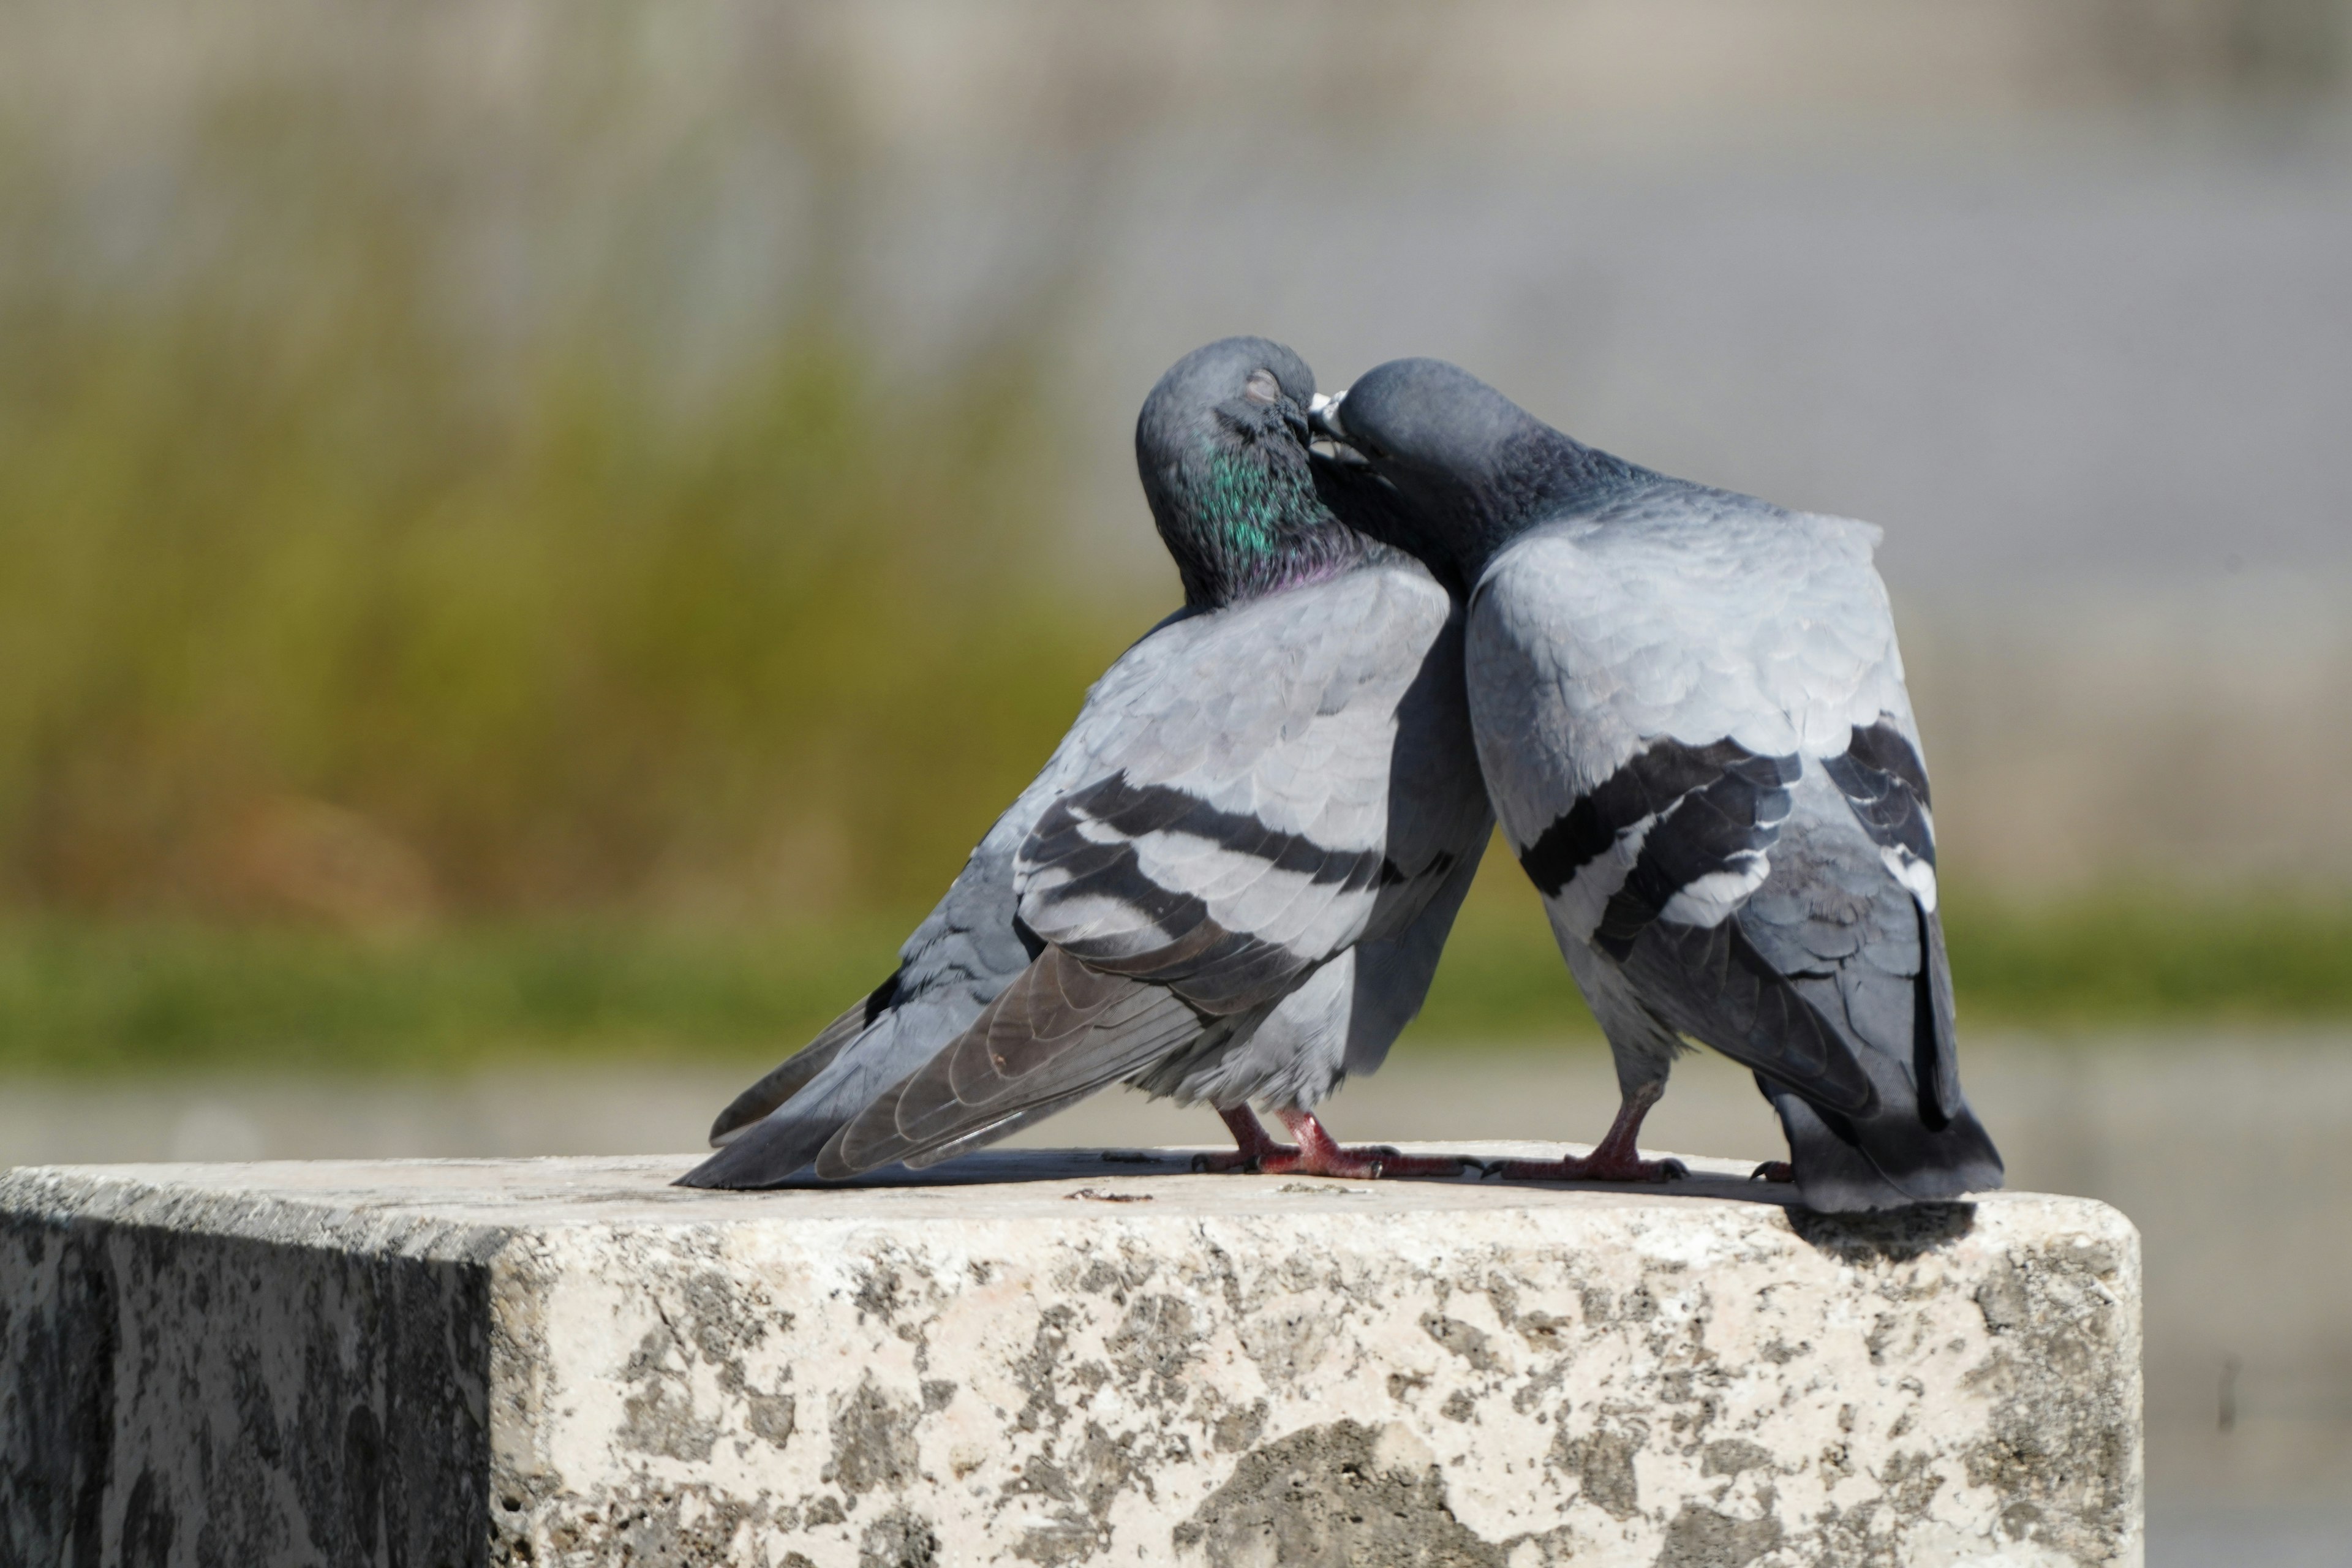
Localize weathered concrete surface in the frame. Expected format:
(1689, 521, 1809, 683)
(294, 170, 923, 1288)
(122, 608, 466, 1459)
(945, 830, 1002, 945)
(0, 1147, 2141, 1567)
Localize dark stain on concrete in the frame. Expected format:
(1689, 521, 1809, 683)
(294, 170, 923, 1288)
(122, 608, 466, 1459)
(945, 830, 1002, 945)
(854, 1263, 910, 1326)
(1655, 1502, 1782, 1568)
(1513, 1311, 1575, 1353)
(1418, 1314, 1501, 1374)
(1961, 1244, 2136, 1563)
(745, 1389, 797, 1449)
(1212, 1398, 1268, 1454)
(1011, 1303, 1080, 1436)
(1553, 1414, 1645, 1520)
(618, 1323, 722, 1463)
(539, 1479, 767, 1566)
(829, 1378, 922, 1500)
(1698, 1439, 1773, 1478)
(1004, 1415, 1154, 1565)
(859, 1507, 940, 1568)
(1107, 1293, 1204, 1403)
(1174, 1419, 1521, 1567)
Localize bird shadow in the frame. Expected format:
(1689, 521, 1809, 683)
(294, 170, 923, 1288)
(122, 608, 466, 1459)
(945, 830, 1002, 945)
(696, 1145, 1978, 1256)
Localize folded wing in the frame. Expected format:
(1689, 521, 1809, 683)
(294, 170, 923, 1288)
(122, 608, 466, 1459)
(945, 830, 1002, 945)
(1475, 499, 1999, 1207)
(818, 567, 1487, 1176)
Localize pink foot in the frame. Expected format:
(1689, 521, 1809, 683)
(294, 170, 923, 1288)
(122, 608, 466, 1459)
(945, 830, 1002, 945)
(1480, 1084, 1686, 1183)
(1194, 1106, 1465, 1179)
(1484, 1149, 1688, 1183)
(1749, 1161, 1794, 1183)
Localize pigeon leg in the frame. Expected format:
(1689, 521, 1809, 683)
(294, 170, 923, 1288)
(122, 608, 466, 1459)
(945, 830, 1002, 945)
(1191, 1105, 1464, 1178)
(1190, 1105, 1292, 1172)
(1483, 1082, 1688, 1183)
(1259, 1108, 1466, 1179)
(1749, 1161, 1795, 1183)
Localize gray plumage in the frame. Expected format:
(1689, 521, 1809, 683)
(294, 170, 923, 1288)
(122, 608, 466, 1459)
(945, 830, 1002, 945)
(1316, 358, 2000, 1212)
(680, 339, 1491, 1188)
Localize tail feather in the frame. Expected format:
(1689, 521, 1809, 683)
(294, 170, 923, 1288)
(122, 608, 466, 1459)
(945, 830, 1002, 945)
(1758, 1072, 2003, 1213)
(899, 1090, 1102, 1170)
(676, 1006, 926, 1189)
(816, 950, 1205, 1179)
(706, 971, 900, 1147)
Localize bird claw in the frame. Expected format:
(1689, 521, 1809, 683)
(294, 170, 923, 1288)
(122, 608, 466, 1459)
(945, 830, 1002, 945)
(1749, 1161, 1795, 1183)
(1338, 1148, 1469, 1180)
(1258, 1144, 1392, 1180)
(1482, 1152, 1686, 1184)
(1198, 1142, 1465, 1181)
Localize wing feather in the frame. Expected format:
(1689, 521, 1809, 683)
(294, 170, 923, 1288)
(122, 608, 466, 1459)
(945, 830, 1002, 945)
(706, 978, 893, 1147)
(815, 949, 1210, 1177)
(1466, 486, 1995, 1208)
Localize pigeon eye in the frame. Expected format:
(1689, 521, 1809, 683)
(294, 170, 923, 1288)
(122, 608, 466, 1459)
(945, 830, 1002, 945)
(1242, 369, 1282, 407)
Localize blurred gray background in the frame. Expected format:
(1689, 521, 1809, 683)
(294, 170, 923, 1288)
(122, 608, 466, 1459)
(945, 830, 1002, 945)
(3, 4, 2348, 1562)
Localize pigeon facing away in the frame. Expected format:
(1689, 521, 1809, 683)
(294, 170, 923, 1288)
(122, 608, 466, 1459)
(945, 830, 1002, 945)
(1313, 358, 2002, 1212)
(679, 338, 1491, 1188)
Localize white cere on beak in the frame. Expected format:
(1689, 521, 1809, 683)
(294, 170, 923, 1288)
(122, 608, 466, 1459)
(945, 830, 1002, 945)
(1308, 390, 1349, 451)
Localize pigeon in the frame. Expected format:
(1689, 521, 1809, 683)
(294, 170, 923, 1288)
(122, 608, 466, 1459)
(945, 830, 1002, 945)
(1311, 358, 2002, 1212)
(679, 337, 1492, 1188)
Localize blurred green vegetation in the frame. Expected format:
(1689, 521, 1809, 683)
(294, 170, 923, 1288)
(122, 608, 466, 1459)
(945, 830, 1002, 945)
(0, 59, 1141, 930)
(0, 917, 906, 1075)
(0, 13, 2345, 1081)
(1381, 873, 2352, 1044)
(1937, 884, 2352, 1025)
(5, 876, 2351, 1074)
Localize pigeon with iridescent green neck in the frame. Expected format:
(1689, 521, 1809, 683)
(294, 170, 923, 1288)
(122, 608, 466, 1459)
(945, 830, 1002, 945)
(680, 338, 1491, 1188)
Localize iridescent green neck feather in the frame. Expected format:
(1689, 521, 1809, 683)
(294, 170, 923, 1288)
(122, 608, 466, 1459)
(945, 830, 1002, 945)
(1159, 431, 1364, 609)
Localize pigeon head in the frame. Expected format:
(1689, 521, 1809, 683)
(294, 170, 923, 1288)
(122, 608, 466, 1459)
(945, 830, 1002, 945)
(1136, 337, 1364, 608)
(1311, 357, 1644, 587)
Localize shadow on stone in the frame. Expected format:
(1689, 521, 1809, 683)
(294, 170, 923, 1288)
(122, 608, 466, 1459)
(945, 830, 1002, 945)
(733, 1148, 1200, 1189)
(752, 1148, 1799, 1200)
(1784, 1202, 1977, 1262)
(738, 1147, 1502, 1191)
(1472, 1170, 1795, 1208)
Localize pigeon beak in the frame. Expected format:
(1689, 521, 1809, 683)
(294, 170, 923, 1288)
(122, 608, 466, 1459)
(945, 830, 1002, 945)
(1308, 390, 1368, 466)
(1308, 390, 1348, 442)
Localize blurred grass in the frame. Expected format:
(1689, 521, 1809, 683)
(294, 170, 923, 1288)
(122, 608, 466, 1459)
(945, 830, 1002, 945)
(5, 876, 2351, 1075)
(1, 7, 2346, 1080)
(1410, 874, 2352, 1044)
(1938, 884, 2352, 1025)
(0, 918, 906, 1075)
(0, 279, 1136, 919)
(0, 43, 1144, 928)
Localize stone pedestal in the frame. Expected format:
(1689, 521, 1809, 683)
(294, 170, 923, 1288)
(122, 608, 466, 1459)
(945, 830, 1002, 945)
(0, 1147, 2139, 1567)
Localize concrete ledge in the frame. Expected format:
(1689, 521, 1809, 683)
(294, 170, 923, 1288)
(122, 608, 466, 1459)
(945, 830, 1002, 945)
(0, 1147, 2140, 1567)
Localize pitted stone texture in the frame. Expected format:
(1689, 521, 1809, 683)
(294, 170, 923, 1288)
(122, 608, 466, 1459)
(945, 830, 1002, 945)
(0, 1147, 2140, 1567)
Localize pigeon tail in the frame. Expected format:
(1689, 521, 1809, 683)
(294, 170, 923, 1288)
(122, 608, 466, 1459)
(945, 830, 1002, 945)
(1758, 1074, 2005, 1213)
(705, 973, 898, 1147)
(816, 950, 1210, 1179)
(677, 1007, 925, 1189)
(677, 1109, 842, 1189)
